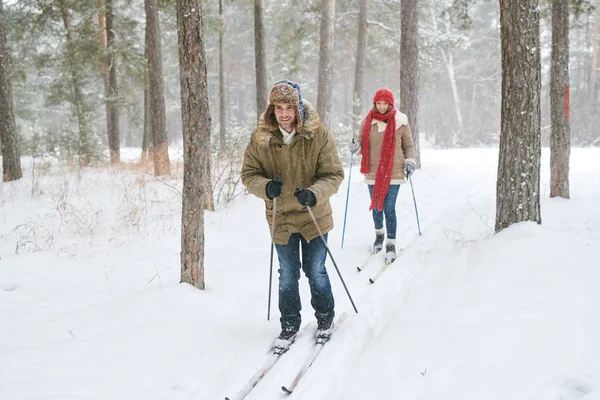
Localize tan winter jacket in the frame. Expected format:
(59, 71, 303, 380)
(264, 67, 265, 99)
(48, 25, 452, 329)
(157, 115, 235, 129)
(357, 111, 416, 184)
(241, 101, 344, 245)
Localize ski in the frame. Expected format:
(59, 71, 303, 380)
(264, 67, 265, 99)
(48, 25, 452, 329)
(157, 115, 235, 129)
(225, 322, 315, 400)
(368, 250, 402, 283)
(356, 251, 381, 272)
(281, 312, 348, 395)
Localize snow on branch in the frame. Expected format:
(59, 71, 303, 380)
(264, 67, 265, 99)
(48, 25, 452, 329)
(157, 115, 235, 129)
(367, 20, 396, 32)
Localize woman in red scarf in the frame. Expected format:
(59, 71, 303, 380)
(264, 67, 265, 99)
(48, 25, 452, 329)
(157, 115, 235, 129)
(349, 88, 416, 263)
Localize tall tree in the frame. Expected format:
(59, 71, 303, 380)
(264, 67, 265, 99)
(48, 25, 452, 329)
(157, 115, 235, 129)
(0, 0, 22, 182)
(591, 0, 600, 104)
(400, 0, 421, 166)
(428, 6, 463, 145)
(550, 0, 570, 198)
(218, 0, 226, 159)
(353, 0, 369, 131)
(105, 0, 120, 163)
(141, 28, 151, 163)
(145, 0, 170, 176)
(97, 0, 110, 151)
(496, 0, 542, 232)
(254, 0, 267, 119)
(177, 0, 212, 290)
(59, 0, 95, 166)
(317, 0, 336, 126)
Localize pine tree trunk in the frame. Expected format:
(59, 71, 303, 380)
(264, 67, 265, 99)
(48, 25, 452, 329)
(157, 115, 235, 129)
(400, 0, 421, 166)
(254, 0, 268, 119)
(317, 0, 336, 127)
(141, 29, 151, 163)
(353, 0, 369, 132)
(590, 0, 600, 104)
(145, 0, 170, 176)
(550, 0, 570, 198)
(97, 0, 111, 156)
(218, 0, 226, 159)
(0, 0, 22, 182)
(105, 0, 120, 164)
(176, 0, 212, 290)
(496, 0, 542, 232)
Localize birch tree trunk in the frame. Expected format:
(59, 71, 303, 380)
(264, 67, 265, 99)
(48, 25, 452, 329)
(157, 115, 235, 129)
(176, 0, 212, 290)
(353, 0, 369, 132)
(400, 0, 421, 166)
(254, 0, 267, 119)
(145, 0, 170, 176)
(0, 0, 22, 182)
(317, 0, 336, 127)
(429, 8, 463, 146)
(550, 0, 570, 198)
(496, 0, 542, 232)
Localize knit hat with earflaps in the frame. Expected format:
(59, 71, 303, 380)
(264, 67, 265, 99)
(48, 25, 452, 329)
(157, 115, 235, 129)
(263, 80, 306, 133)
(373, 87, 395, 106)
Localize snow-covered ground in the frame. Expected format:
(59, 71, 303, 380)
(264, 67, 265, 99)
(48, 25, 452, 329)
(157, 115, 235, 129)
(1, 146, 599, 400)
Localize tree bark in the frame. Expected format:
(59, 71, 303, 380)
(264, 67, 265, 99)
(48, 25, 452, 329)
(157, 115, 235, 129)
(400, 0, 421, 166)
(353, 0, 369, 132)
(254, 0, 267, 119)
(176, 0, 212, 290)
(141, 28, 151, 163)
(590, 0, 600, 104)
(218, 0, 226, 159)
(496, 0, 542, 232)
(105, 0, 120, 164)
(317, 0, 336, 127)
(97, 0, 111, 158)
(145, 0, 170, 176)
(0, 0, 22, 182)
(550, 0, 570, 198)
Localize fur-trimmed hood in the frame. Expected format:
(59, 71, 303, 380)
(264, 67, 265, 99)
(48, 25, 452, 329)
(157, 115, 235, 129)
(253, 100, 321, 148)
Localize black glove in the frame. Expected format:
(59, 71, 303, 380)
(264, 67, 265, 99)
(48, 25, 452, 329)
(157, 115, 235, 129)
(294, 187, 316, 207)
(265, 176, 283, 199)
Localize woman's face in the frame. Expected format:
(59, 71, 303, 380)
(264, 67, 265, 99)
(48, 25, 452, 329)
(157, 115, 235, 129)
(375, 101, 390, 114)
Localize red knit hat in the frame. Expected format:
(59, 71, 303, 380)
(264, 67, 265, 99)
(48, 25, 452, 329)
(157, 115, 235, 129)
(373, 88, 394, 106)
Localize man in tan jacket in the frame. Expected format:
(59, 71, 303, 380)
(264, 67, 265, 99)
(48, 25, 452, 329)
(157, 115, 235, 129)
(241, 80, 344, 351)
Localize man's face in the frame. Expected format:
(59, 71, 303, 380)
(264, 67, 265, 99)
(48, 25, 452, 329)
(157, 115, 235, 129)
(274, 103, 296, 132)
(376, 101, 390, 114)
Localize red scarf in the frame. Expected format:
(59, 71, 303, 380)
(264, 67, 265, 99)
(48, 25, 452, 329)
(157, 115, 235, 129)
(360, 107, 397, 211)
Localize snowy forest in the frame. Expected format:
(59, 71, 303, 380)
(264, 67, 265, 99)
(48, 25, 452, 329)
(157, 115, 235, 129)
(1, 0, 598, 159)
(1, 0, 600, 399)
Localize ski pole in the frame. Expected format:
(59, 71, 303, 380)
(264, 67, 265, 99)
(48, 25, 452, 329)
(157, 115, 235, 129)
(408, 175, 422, 236)
(340, 151, 353, 249)
(267, 175, 282, 321)
(297, 187, 358, 314)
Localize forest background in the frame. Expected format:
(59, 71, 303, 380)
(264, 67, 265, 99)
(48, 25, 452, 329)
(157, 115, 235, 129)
(2, 0, 598, 170)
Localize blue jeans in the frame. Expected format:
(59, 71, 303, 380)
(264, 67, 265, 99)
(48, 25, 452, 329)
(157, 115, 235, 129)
(275, 233, 335, 332)
(368, 184, 401, 239)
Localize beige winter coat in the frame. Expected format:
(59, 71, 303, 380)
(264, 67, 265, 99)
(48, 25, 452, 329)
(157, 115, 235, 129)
(357, 111, 416, 184)
(241, 101, 344, 245)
